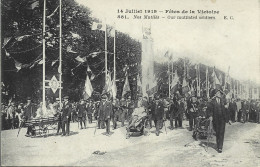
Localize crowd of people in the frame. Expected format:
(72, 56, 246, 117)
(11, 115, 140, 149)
(1, 89, 260, 152)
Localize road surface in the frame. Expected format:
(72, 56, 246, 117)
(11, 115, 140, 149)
(1, 120, 260, 166)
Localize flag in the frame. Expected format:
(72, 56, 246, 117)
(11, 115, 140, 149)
(107, 27, 115, 37)
(83, 74, 93, 100)
(67, 45, 77, 53)
(89, 51, 101, 58)
(103, 72, 113, 95)
(122, 73, 130, 97)
(75, 56, 86, 63)
(51, 60, 58, 66)
(211, 67, 221, 89)
(14, 60, 22, 71)
(111, 79, 117, 99)
(90, 74, 95, 81)
(30, 1, 39, 9)
(5, 49, 10, 57)
(91, 22, 105, 31)
(142, 26, 151, 39)
(171, 70, 179, 94)
(16, 35, 31, 41)
(182, 78, 189, 95)
(58, 64, 61, 74)
(38, 59, 43, 64)
(47, 6, 59, 19)
(206, 66, 209, 98)
(87, 66, 92, 72)
(70, 31, 81, 39)
(137, 74, 142, 93)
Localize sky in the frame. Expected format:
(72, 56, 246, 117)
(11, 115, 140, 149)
(76, 0, 260, 84)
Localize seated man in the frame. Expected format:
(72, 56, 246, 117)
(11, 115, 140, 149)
(127, 99, 147, 130)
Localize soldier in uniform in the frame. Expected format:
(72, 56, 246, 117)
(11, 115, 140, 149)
(61, 96, 71, 136)
(98, 94, 113, 135)
(207, 89, 231, 153)
(77, 99, 87, 129)
(187, 95, 199, 131)
(150, 95, 164, 136)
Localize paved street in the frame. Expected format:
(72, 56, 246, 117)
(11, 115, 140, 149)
(1, 120, 260, 166)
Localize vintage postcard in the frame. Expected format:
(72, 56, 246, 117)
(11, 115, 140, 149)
(1, 0, 259, 166)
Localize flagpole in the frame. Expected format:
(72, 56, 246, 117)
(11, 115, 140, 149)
(168, 60, 170, 98)
(105, 23, 107, 86)
(59, 0, 62, 106)
(42, 0, 46, 111)
(113, 27, 116, 82)
(206, 66, 209, 98)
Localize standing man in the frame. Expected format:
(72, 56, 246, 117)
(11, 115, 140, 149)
(53, 98, 62, 135)
(207, 89, 230, 153)
(228, 98, 237, 123)
(6, 101, 16, 129)
(23, 97, 37, 137)
(150, 95, 164, 136)
(77, 99, 87, 129)
(87, 99, 94, 124)
(61, 96, 71, 136)
(187, 95, 199, 131)
(169, 96, 177, 130)
(112, 98, 120, 129)
(120, 97, 127, 127)
(98, 94, 113, 135)
(175, 96, 185, 128)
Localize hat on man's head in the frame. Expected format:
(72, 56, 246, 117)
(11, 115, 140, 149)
(27, 97, 32, 100)
(63, 96, 69, 99)
(56, 98, 60, 101)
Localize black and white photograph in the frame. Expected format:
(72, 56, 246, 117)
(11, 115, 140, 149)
(1, 0, 260, 166)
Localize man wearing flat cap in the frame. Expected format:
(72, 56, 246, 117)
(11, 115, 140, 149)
(98, 94, 113, 135)
(61, 96, 72, 136)
(207, 89, 230, 153)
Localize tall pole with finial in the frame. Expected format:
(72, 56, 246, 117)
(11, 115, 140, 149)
(42, 0, 46, 111)
(59, 0, 62, 107)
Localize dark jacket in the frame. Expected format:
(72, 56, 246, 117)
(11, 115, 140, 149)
(98, 101, 113, 121)
(150, 101, 164, 120)
(61, 101, 71, 121)
(23, 103, 37, 120)
(207, 98, 229, 124)
(77, 104, 86, 117)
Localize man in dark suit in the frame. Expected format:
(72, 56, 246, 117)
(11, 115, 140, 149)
(98, 94, 113, 135)
(112, 98, 120, 129)
(207, 89, 231, 153)
(23, 97, 37, 137)
(87, 99, 94, 124)
(228, 98, 237, 122)
(77, 99, 87, 129)
(150, 95, 164, 136)
(61, 96, 71, 136)
(175, 97, 185, 128)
